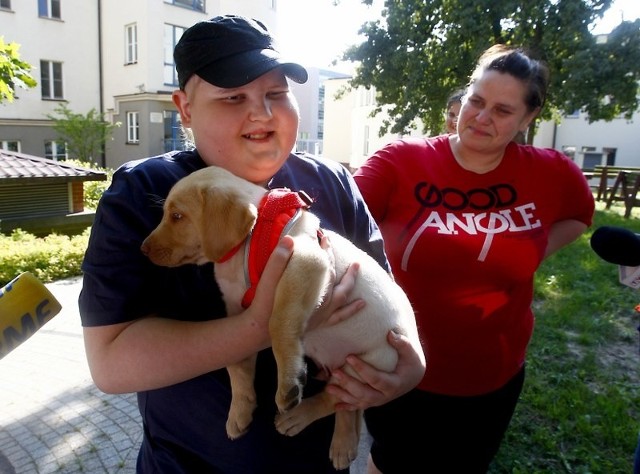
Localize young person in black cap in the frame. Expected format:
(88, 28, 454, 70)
(79, 15, 425, 473)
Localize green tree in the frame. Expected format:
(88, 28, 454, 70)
(47, 104, 120, 164)
(0, 36, 37, 103)
(342, 0, 640, 143)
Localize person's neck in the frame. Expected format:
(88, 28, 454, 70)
(449, 136, 503, 174)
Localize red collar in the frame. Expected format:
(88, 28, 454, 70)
(227, 188, 314, 308)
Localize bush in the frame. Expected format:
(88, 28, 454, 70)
(0, 228, 89, 286)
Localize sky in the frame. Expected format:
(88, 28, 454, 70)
(277, 0, 384, 73)
(277, 0, 640, 74)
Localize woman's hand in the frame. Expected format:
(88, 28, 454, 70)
(324, 330, 426, 410)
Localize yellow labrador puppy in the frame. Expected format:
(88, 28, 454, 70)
(141, 165, 421, 470)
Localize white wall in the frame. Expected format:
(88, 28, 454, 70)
(534, 111, 640, 167)
(323, 77, 355, 166)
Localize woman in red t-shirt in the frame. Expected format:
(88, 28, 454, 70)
(352, 44, 595, 474)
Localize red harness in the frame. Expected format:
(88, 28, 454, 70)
(220, 188, 315, 308)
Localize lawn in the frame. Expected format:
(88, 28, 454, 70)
(490, 200, 640, 473)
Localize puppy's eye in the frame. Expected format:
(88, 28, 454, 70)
(171, 212, 182, 221)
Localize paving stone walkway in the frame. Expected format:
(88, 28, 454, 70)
(0, 277, 140, 474)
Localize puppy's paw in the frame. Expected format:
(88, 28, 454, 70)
(226, 402, 255, 439)
(274, 403, 314, 436)
(329, 437, 358, 470)
(275, 369, 306, 413)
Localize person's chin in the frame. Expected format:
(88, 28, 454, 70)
(249, 158, 286, 182)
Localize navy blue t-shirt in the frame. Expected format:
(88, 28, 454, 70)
(79, 150, 388, 473)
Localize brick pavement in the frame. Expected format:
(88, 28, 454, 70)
(0, 277, 140, 474)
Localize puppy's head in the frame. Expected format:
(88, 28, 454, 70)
(141, 167, 259, 267)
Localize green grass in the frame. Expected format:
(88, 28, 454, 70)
(490, 200, 640, 473)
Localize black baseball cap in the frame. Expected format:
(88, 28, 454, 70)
(174, 15, 308, 89)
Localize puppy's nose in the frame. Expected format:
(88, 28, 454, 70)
(140, 240, 150, 256)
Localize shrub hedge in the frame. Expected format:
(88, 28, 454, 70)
(0, 228, 89, 286)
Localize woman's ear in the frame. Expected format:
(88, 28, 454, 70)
(520, 107, 540, 133)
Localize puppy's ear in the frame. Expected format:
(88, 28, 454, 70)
(201, 186, 257, 261)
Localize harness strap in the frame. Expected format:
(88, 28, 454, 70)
(241, 189, 314, 308)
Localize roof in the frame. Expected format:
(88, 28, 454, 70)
(0, 150, 107, 182)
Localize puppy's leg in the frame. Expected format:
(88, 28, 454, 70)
(225, 354, 258, 439)
(274, 389, 337, 436)
(270, 250, 331, 413)
(274, 383, 361, 469)
(330, 409, 362, 470)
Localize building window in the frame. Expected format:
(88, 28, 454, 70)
(359, 87, 376, 107)
(45, 140, 67, 160)
(164, 24, 186, 86)
(363, 125, 370, 156)
(127, 111, 140, 144)
(164, 0, 204, 12)
(603, 147, 617, 166)
(40, 60, 63, 99)
(125, 23, 138, 65)
(0, 0, 11, 10)
(38, 0, 61, 19)
(0, 140, 20, 152)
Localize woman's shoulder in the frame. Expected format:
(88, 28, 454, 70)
(381, 135, 445, 151)
(510, 142, 567, 160)
(363, 135, 448, 170)
(509, 143, 586, 179)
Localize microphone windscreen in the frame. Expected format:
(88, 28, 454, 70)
(0, 272, 62, 359)
(590, 226, 640, 267)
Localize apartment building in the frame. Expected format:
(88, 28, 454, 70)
(1, 0, 101, 163)
(0, 0, 286, 170)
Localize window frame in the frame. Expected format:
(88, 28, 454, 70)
(0, 140, 20, 152)
(40, 60, 64, 100)
(125, 23, 138, 65)
(44, 140, 67, 160)
(164, 24, 186, 86)
(363, 125, 370, 156)
(38, 0, 61, 19)
(164, 0, 204, 12)
(126, 111, 140, 144)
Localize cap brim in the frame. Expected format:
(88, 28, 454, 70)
(195, 49, 308, 88)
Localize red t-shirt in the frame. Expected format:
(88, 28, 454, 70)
(354, 135, 595, 396)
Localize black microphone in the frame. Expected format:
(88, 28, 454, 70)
(590, 226, 640, 267)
